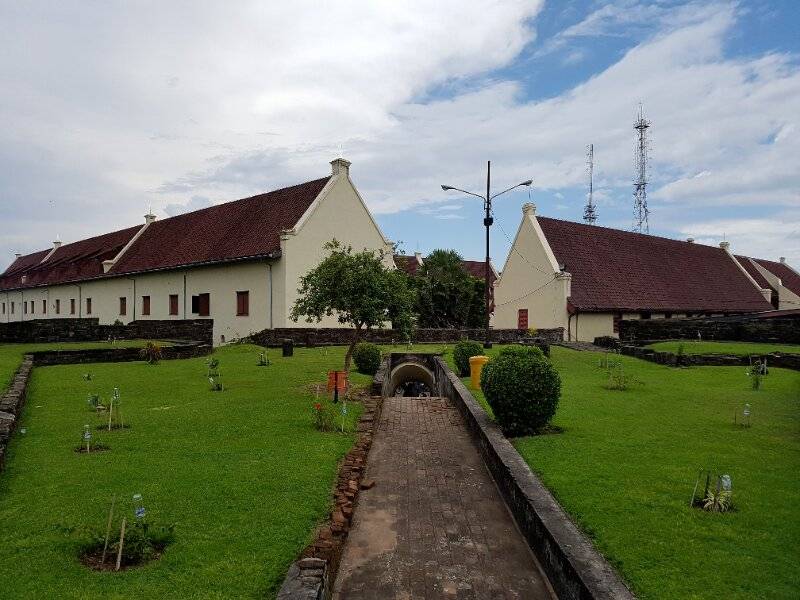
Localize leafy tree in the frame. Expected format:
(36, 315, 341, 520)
(291, 240, 414, 372)
(414, 249, 481, 328)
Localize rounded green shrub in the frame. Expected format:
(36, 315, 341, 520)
(480, 352, 561, 436)
(498, 345, 545, 360)
(453, 340, 484, 376)
(353, 342, 382, 375)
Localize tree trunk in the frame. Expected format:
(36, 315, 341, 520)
(344, 325, 363, 373)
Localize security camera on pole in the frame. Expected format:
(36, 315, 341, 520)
(442, 162, 532, 348)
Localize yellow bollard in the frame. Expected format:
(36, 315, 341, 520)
(469, 355, 489, 390)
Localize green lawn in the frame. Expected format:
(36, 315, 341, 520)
(510, 347, 800, 599)
(0, 343, 366, 599)
(0, 340, 172, 395)
(646, 340, 800, 356)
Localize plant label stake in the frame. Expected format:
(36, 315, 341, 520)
(115, 517, 127, 571)
(133, 493, 145, 521)
(108, 393, 114, 432)
(341, 397, 348, 433)
(101, 495, 116, 565)
(83, 424, 91, 453)
(743, 403, 751, 427)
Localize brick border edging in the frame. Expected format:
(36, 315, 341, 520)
(619, 345, 800, 371)
(432, 356, 635, 600)
(0, 355, 33, 472)
(277, 391, 384, 600)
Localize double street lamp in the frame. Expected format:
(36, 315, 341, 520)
(442, 161, 533, 348)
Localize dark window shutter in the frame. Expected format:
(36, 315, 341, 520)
(169, 294, 179, 315)
(198, 293, 210, 317)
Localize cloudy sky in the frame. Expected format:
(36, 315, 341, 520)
(1, 0, 799, 271)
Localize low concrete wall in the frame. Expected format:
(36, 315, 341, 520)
(252, 327, 564, 348)
(432, 356, 634, 600)
(619, 315, 800, 345)
(0, 318, 214, 346)
(620, 344, 800, 371)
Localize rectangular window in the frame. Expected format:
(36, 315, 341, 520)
(42, 299, 47, 314)
(55, 299, 60, 314)
(517, 308, 528, 330)
(169, 294, 179, 316)
(24, 302, 27, 315)
(612, 312, 622, 333)
(70, 298, 76, 315)
(236, 291, 249, 316)
(30, 301, 34, 314)
(11, 302, 14, 314)
(142, 295, 151, 316)
(664, 312, 672, 320)
(640, 311, 651, 320)
(86, 298, 92, 315)
(119, 297, 127, 316)
(198, 293, 210, 317)
(1, 302, 5, 314)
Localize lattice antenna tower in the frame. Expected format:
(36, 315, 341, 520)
(583, 143, 597, 224)
(633, 104, 650, 233)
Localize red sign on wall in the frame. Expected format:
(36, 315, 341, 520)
(517, 309, 528, 330)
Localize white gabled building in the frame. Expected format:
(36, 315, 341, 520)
(493, 203, 790, 341)
(0, 158, 393, 345)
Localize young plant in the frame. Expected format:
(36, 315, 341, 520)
(257, 351, 270, 366)
(747, 360, 764, 391)
(139, 342, 163, 365)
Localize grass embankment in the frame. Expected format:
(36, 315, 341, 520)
(508, 346, 799, 599)
(0, 340, 170, 395)
(646, 340, 800, 356)
(0, 343, 366, 598)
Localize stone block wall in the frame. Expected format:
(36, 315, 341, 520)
(619, 315, 800, 345)
(0, 356, 33, 472)
(0, 318, 213, 345)
(253, 327, 564, 348)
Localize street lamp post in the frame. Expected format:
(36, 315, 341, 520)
(442, 161, 532, 348)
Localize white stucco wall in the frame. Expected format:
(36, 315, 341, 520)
(493, 204, 570, 333)
(278, 167, 393, 328)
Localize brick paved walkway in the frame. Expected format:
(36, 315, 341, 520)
(332, 396, 554, 600)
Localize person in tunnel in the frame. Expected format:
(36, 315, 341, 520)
(393, 380, 431, 397)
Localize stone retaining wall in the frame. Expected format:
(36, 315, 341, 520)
(432, 356, 634, 600)
(252, 327, 564, 348)
(619, 344, 800, 370)
(0, 318, 214, 345)
(0, 356, 33, 472)
(28, 341, 211, 366)
(619, 315, 800, 345)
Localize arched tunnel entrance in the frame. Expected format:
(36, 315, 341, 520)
(383, 354, 438, 397)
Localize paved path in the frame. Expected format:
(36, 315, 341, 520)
(333, 396, 554, 600)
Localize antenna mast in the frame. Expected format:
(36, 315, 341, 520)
(583, 143, 597, 224)
(633, 104, 650, 233)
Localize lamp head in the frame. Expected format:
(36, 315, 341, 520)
(441, 185, 454, 191)
(521, 179, 533, 187)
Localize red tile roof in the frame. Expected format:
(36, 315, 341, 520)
(752, 258, 800, 298)
(393, 255, 496, 284)
(1, 176, 330, 290)
(0, 226, 141, 291)
(393, 255, 422, 276)
(461, 260, 497, 284)
(537, 217, 773, 313)
(110, 177, 330, 275)
(734, 255, 774, 290)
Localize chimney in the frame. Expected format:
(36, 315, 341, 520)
(414, 252, 424, 266)
(14, 252, 21, 259)
(522, 202, 536, 216)
(330, 157, 351, 176)
(719, 241, 730, 251)
(144, 213, 157, 225)
(686, 238, 694, 243)
(780, 257, 786, 263)
(53, 238, 62, 250)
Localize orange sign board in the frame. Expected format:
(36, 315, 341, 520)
(327, 370, 348, 392)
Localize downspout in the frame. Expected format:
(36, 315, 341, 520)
(567, 312, 573, 342)
(19, 290, 24, 322)
(127, 278, 136, 321)
(76, 284, 82, 318)
(183, 273, 187, 319)
(268, 263, 273, 329)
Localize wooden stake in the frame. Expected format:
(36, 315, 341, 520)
(108, 396, 114, 431)
(101, 496, 116, 565)
(115, 517, 127, 571)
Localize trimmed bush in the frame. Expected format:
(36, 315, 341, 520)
(498, 345, 545, 360)
(480, 352, 561, 436)
(453, 340, 484, 376)
(353, 342, 381, 375)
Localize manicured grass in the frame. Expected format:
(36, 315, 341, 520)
(510, 347, 800, 599)
(647, 340, 800, 356)
(0, 340, 171, 395)
(0, 344, 366, 598)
